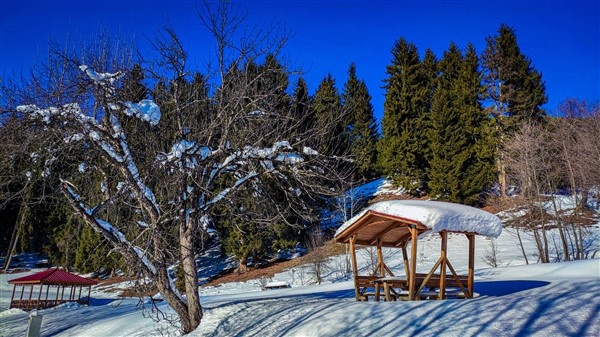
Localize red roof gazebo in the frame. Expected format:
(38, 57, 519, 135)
(8, 268, 97, 310)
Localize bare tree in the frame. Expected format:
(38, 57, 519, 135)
(306, 227, 330, 285)
(504, 102, 599, 263)
(4, 2, 350, 334)
(481, 238, 501, 267)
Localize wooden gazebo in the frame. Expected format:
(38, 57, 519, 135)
(334, 200, 502, 301)
(8, 268, 97, 310)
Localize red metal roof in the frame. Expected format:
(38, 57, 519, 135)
(8, 268, 98, 286)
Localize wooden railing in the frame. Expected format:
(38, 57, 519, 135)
(10, 298, 90, 310)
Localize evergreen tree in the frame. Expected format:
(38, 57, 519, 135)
(481, 23, 548, 197)
(378, 38, 429, 193)
(428, 43, 495, 205)
(311, 74, 345, 155)
(482, 24, 548, 124)
(289, 77, 312, 140)
(342, 63, 379, 179)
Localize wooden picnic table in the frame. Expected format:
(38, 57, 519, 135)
(373, 273, 470, 301)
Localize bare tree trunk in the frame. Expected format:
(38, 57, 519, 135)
(549, 195, 570, 261)
(515, 227, 529, 265)
(180, 224, 202, 330)
(498, 158, 507, 199)
(3, 206, 22, 271)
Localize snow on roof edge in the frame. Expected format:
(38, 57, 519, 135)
(335, 200, 503, 239)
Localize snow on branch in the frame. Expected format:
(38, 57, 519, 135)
(79, 65, 123, 85)
(201, 171, 259, 210)
(121, 100, 161, 126)
(62, 180, 158, 276)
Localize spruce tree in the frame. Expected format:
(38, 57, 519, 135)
(428, 43, 494, 205)
(481, 23, 548, 197)
(378, 38, 429, 193)
(311, 74, 345, 155)
(482, 24, 547, 124)
(289, 77, 312, 139)
(342, 63, 379, 179)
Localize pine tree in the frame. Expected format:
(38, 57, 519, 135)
(428, 43, 495, 205)
(342, 63, 379, 179)
(481, 23, 548, 197)
(289, 77, 312, 140)
(378, 38, 429, 193)
(311, 74, 345, 155)
(482, 24, 547, 124)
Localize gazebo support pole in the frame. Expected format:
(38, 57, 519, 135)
(401, 242, 410, 278)
(28, 284, 34, 306)
(467, 233, 475, 298)
(349, 235, 360, 301)
(439, 231, 448, 300)
(408, 225, 418, 300)
(87, 285, 92, 305)
(37, 284, 43, 309)
(10, 284, 17, 307)
(45, 284, 50, 307)
(376, 238, 385, 277)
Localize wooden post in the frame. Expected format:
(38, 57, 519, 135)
(439, 231, 448, 300)
(44, 285, 50, 308)
(401, 242, 410, 278)
(376, 238, 384, 301)
(409, 225, 418, 300)
(10, 284, 17, 304)
(55, 285, 60, 304)
(36, 284, 43, 308)
(377, 238, 384, 277)
(87, 285, 92, 305)
(467, 233, 475, 298)
(349, 235, 360, 301)
(28, 284, 34, 305)
(19, 285, 25, 301)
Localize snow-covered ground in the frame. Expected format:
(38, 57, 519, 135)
(1, 180, 599, 336)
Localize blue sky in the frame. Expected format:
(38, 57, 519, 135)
(1, 1, 598, 121)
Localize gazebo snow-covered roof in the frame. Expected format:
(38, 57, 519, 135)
(9, 268, 98, 286)
(334, 200, 503, 301)
(8, 268, 97, 310)
(335, 200, 502, 245)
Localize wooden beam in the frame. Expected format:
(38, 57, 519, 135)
(335, 213, 379, 243)
(445, 258, 468, 297)
(349, 235, 360, 301)
(392, 234, 412, 247)
(467, 233, 475, 298)
(28, 284, 34, 302)
(409, 225, 418, 300)
(439, 231, 448, 300)
(416, 255, 443, 296)
(401, 242, 410, 278)
(37, 284, 43, 307)
(10, 284, 16, 303)
(369, 223, 401, 244)
(377, 239, 385, 277)
(87, 285, 92, 305)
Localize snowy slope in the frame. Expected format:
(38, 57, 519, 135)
(1, 179, 599, 337)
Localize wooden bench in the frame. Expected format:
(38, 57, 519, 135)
(354, 276, 386, 301)
(414, 273, 469, 299)
(415, 273, 468, 288)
